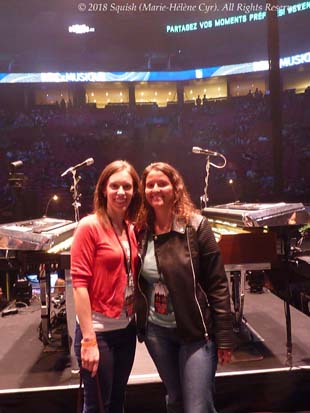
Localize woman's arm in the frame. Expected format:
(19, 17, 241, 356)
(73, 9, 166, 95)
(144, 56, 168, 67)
(197, 217, 234, 350)
(73, 286, 99, 377)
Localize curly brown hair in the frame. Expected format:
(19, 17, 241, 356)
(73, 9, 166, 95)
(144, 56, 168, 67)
(137, 162, 198, 230)
(93, 160, 141, 226)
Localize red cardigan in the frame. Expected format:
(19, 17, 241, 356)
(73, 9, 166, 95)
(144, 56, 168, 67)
(71, 214, 139, 318)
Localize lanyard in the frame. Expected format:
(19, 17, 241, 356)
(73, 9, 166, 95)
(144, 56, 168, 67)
(109, 218, 132, 279)
(152, 233, 164, 282)
(109, 218, 135, 317)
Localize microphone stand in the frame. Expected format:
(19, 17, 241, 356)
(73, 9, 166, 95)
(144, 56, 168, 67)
(61, 158, 94, 222)
(70, 170, 82, 222)
(202, 156, 211, 209)
(201, 152, 227, 209)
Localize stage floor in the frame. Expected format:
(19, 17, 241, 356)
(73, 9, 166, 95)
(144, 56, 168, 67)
(1, 286, 310, 412)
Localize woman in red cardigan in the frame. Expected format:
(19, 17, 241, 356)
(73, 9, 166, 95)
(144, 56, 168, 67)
(71, 160, 141, 413)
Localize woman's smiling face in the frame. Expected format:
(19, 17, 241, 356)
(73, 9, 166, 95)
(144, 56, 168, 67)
(105, 170, 134, 216)
(145, 169, 174, 211)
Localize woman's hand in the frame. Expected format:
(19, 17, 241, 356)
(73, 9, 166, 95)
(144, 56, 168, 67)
(217, 348, 232, 365)
(81, 340, 100, 377)
(73, 287, 100, 377)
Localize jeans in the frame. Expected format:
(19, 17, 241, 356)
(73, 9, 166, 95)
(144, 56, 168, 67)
(74, 321, 136, 413)
(145, 322, 218, 413)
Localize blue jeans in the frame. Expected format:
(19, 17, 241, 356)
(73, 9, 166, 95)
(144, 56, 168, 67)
(74, 321, 136, 413)
(145, 322, 218, 413)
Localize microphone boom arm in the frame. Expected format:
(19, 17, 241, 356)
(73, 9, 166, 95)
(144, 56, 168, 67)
(60, 158, 94, 221)
(70, 170, 81, 222)
(192, 146, 227, 208)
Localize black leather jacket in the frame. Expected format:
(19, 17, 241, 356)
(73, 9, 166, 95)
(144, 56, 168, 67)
(135, 213, 233, 348)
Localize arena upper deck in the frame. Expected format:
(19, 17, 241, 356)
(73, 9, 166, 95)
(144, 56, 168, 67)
(0, 0, 309, 72)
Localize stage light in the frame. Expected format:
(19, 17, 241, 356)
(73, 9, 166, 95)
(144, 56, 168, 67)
(68, 24, 95, 34)
(44, 195, 59, 217)
(10, 160, 23, 170)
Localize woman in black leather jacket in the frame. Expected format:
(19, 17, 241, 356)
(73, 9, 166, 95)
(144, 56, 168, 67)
(136, 162, 233, 413)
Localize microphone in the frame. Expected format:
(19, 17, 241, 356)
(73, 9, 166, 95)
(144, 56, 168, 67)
(60, 158, 94, 177)
(192, 146, 219, 156)
(10, 160, 23, 169)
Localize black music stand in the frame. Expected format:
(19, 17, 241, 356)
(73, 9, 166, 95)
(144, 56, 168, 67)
(278, 227, 296, 368)
(271, 225, 304, 368)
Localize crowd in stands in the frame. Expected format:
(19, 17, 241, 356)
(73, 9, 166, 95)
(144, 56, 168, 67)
(0, 90, 309, 223)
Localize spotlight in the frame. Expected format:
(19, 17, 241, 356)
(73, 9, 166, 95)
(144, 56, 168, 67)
(8, 160, 27, 189)
(10, 160, 23, 169)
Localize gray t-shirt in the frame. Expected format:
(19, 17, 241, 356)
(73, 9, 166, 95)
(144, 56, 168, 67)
(141, 237, 176, 328)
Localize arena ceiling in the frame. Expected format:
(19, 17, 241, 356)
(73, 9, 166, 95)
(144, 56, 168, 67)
(0, 0, 309, 72)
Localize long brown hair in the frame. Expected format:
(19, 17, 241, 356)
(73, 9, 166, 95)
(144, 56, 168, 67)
(137, 162, 197, 230)
(93, 160, 141, 226)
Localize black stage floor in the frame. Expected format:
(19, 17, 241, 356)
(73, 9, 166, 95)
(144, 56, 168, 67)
(1, 286, 310, 413)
